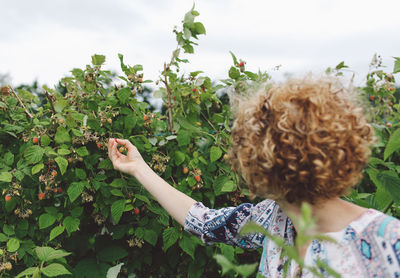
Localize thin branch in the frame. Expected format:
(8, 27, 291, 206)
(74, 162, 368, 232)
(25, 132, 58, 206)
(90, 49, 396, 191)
(383, 200, 394, 214)
(128, 103, 135, 112)
(201, 112, 218, 132)
(10, 87, 33, 119)
(162, 63, 174, 133)
(44, 90, 56, 114)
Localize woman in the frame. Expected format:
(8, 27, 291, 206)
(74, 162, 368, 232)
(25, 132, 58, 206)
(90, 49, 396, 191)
(108, 76, 400, 277)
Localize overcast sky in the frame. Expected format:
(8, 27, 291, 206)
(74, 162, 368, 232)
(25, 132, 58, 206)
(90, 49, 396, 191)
(1, 0, 400, 88)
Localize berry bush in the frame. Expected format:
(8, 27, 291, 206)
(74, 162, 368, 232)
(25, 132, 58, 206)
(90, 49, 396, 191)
(0, 6, 399, 278)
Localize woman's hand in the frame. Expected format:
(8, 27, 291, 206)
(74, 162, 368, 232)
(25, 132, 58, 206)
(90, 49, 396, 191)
(107, 138, 147, 176)
(107, 138, 196, 226)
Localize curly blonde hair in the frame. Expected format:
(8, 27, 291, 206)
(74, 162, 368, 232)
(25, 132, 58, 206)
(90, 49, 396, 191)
(227, 76, 375, 205)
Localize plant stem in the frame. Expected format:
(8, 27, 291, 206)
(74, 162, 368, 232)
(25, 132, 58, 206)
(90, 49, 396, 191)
(162, 63, 174, 133)
(44, 90, 56, 114)
(383, 200, 394, 214)
(10, 88, 33, 119)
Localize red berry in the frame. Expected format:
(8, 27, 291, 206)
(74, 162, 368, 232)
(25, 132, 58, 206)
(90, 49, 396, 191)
(58, 188, 63, 193)
(51, 170, 57, 177)
(143, 115, 148, 121)
(389, 102, 393, 106)
(386, 122, 392, 128)
(239, 61, 245, 67)
(53, 188, 58, 193)
(134, 208, 140, 215)
(38, 193, 45, 200)
(173, 96, 177, 101)
(369, 95, 375, 101)
(32, 137, 39, 144)
(138, 78, 143, 83)
(5, 194, 12, 202)
(183, 167, 189, 174)
(97, 142, 102, 149)
(192, 88, 197, 93)
(389, 87, 395, 92)
(194, 175, 201, 182)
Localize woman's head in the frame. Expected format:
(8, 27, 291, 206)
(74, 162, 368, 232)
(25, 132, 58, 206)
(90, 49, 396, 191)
(227, 75, 375, 205)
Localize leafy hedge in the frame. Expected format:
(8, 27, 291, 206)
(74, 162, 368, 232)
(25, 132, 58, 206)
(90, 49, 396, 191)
(0, 6, 399, 278)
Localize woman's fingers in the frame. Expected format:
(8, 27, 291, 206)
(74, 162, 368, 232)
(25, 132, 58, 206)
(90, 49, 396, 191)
(115, 138, 136, 152)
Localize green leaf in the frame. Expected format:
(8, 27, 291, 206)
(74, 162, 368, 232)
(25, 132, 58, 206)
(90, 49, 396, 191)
(110, 178, 127, 188)
(55, 127, 71, 144)
(54, 99, 68, 113)
(42, 263, 71, 277)
(213, 254, 232, 276)
(75, 168, 87, 180)
(99, 159, 113, 169)
(118, 53, 130, 76)
(36, 246, 71, 262)
(0, 171, 12, 182)
(32, 163, 44, 175)
(394, 57, 400, 74)
(117, 88, 131, 104)
(177, 130, 191, 146)
(6, 238, 20, 252)
(39, 213, 56, 229)
(229, 66, 240, 79)
(41, 134, 51, 146)
(106, 263, 124, 278)
(57, 148, 71, 155)
(55, 156, 68, 175)
(24, 145, 45, 164)
(135, 194, 150, 205)
(76, 146, 89, 157)
(179, 234, 196, 259)
(92, 54, 106, 66)
(3, 225, 14, 236)
(236, 263, 259, 278)
(143, 229, 158, 246)
(67, 182, 85, 202)
(124, 115, 137, 132)
(384, 128, 400, 160)
(210, 146, 222, 162)
(174, 151, 185, 165)
(4, 152, 14, 166)
(377, 172, 400, 202)
(230, 51, 239, 65)
(97, 245, 128, 262)
(16, 267, 38, 278)
(221, 180, 237, 193)
(213, 175, 230, 196)
(63, 216, 80, 235)
(110, 189, 124, 197)
(49, 226, 65, 241)
(111, 199, 126, 224)
(162, 227, 179, 251)
(0, 233, 8, 242)
(71, 207, 83, 218)
(194, 22, 206, 35)
(183, 27, 192, 40)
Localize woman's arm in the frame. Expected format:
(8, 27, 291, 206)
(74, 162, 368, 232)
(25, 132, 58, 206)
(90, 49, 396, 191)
(107, 138, 196, 226)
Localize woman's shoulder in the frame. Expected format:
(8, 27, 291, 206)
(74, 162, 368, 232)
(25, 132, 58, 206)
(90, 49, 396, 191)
(350, 208, 400, 240)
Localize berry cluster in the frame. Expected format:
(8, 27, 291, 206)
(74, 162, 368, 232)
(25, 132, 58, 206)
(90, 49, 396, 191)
(93, 214, 106, 226)
(127, 237, 144, 248)
(149, 153, 170, 174)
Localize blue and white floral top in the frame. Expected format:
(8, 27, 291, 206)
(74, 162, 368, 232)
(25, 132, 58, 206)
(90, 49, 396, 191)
(184, 199, 400, 277)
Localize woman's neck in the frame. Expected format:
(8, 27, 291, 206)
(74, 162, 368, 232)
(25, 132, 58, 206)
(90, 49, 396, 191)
(277, 197, 368, 234)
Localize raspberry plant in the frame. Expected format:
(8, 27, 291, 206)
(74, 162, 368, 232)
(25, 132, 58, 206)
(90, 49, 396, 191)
(0, 6, 399, 278)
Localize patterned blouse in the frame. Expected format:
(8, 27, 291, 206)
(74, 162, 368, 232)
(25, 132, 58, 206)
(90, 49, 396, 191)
(184, 199, 400, 277)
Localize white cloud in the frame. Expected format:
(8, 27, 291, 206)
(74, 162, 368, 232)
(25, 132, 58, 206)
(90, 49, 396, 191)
(1, 0, 399, 87)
